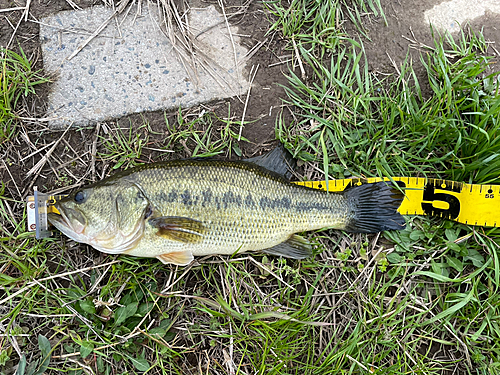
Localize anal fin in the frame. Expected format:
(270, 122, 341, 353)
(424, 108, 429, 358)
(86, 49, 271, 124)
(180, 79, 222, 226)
(157, 250, 194, 266)
(262, 234, 312, 259)
(149, 216, 205, 243)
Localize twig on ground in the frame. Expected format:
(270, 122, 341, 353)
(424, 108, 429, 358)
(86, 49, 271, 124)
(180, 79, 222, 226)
(292, 37, 306, 80)
(26, 124, 72, 178)
(238, 64, 259, 141)
(67, 11, 118, 60)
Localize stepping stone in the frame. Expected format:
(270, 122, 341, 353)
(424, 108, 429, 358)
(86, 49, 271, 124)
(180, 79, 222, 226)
(40, 3, 250, 128)
(424, 0, 500, 33)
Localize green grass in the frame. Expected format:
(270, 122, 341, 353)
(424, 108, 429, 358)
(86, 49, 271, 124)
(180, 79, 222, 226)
(0, 47, 48, 143)
(1, 1, 500, 374)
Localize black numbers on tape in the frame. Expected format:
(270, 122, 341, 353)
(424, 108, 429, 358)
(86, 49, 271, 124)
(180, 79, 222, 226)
(486, 188, 495, 199)
(421, 184, 460, 220)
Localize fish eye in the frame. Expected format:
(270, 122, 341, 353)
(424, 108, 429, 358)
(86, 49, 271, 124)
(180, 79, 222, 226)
(74, 190, 87, 204)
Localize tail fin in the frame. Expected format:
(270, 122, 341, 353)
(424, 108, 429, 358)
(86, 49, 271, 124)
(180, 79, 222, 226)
(343, 181, 406, 233)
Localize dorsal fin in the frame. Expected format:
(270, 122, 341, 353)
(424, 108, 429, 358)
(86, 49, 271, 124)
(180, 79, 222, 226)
(243, 145, 296, 180)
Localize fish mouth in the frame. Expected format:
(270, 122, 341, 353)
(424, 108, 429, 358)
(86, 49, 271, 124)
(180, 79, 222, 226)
(48, 204, 87, 242)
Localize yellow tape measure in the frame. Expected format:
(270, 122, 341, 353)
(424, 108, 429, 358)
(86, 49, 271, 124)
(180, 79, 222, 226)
(295, 177, 499, 228)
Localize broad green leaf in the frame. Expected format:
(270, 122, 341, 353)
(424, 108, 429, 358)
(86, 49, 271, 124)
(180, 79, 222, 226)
(445, 228, 458, 242)
(114, 302, 138, 326)
(387, 252, 405, 264)
(14, 354, 26, 375)
(124, 352, 150, 372)
(35, 335, 51, 375)
(446, 241, 462, 253)
(447, 257, 464, 272)
(149, 327, 166, 337)
(79, 299, 96, 315)
(409, 230, 424, 241)
(464, 248, 485, 267)
(79, 341, 94, 359)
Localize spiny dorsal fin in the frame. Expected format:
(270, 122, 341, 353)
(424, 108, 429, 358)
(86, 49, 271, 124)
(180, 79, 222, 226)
(148, 216, 205, 243)
(243, 145, 296, 180)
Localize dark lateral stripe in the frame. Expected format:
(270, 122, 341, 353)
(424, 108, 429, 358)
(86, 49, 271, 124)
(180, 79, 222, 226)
(259, 196, 292, 210)
(164, 189, 329, 213)
(294, 201, 330, 212)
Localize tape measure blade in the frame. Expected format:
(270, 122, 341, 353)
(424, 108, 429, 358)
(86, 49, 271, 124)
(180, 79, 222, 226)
(294, 178, 499, 227)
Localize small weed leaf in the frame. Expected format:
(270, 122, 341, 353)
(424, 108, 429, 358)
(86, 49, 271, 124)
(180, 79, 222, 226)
(447, 257, 464, 272)
(21, 335, 52, 375)
(465, 248, 485, 267)
(79, 341, 94, 359)
(78, 299, 96, 315)
(14, 354, 26, 375)
(409, 230, 425, 241)
(114, 302, 138, 326)
(386, 252, 405, 264)
(124, 351, 150, 372)
(446, 241, 462, 253)
(38, 335, 51, 370)
(445, 228, 458, 242)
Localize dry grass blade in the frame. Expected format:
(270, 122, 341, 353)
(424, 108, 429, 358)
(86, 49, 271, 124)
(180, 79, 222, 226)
(153, 0, 247, 97)
(0, 260, 120, 306)
(26, 125, 72, 177)
(217, 0, 241, 96)
(0, 7, 25, 13)
(238, 64, 259, 140)
(23, 0, 31, 21)
(67, 11, 118, 60)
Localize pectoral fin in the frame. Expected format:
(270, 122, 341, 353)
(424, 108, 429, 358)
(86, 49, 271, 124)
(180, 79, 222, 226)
(263, 234, 312, 259)
(148, 216, 205, 243)
(157, 250, 194, 266)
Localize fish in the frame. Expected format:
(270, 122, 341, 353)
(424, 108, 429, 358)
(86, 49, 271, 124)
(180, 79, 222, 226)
(48, 150, 405, 265)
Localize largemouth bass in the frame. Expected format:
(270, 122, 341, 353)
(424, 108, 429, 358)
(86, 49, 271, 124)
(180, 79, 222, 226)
(48, 158, 405, 265)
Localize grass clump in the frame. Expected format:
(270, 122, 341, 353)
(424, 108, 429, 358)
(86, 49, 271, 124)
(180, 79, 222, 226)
(0, 47, 48, 143)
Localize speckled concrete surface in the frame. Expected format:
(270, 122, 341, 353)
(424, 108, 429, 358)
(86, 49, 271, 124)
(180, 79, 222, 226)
(40, 4, 249, 128)
(424, 0, 500, 33)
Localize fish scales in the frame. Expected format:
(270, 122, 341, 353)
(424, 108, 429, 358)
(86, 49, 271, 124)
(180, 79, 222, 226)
(48, 157, 405, 265)
(122, 160, 351, 257)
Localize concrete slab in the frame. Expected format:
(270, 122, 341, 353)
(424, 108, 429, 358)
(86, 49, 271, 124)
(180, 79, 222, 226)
(424, 0, 500, 33)
(40, 4, 249, 128)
